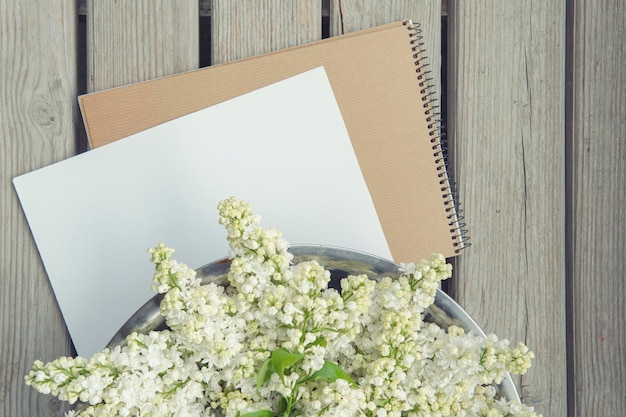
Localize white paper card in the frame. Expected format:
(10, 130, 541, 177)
(13, 67, 391, 357)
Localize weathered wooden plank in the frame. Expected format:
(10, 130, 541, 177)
(447, 1, 567, 416)
(570, 2, 626, 416)
(87, 0, 199, 92)
(210, 0, 322, 65)
(80, 0, 448, 17)
(329, 0, 442, 102)
(0, 0, 77, 416)
(80, 0, 213, 17)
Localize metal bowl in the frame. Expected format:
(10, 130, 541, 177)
(106, 244, 520, 402)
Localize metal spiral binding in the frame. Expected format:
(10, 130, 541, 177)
(404, 20, 470, 253)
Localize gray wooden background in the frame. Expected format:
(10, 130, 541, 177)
(1, 1, 624, 416)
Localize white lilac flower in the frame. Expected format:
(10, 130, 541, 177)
(26, 197, 541, 417)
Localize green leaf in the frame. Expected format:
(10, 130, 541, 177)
(277, 396, 288, 413)
(256, 359, 274, 394)
(239, 410, 275, 417)
(307, 361, 356, 386)
(271, 348, 303, 379)
(307, 337, 327, 348)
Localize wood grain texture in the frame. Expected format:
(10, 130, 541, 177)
(80, 0, 448, 17)
(0, 1, 77, 416)
(211, 0, 322, 65)
(570, 1, 626, 415)
(447, 1, 567, 416)
(87, 0, 199, 92)
(329, 0, 442, 102)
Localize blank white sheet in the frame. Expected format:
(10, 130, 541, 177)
(13, 67, 391, 357)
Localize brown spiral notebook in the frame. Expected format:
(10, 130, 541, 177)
(79, 20, 468, 262)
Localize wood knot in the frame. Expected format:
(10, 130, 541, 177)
(30, 96, 57, 127)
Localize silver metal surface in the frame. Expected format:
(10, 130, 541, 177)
(106, 244, 520, 402)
